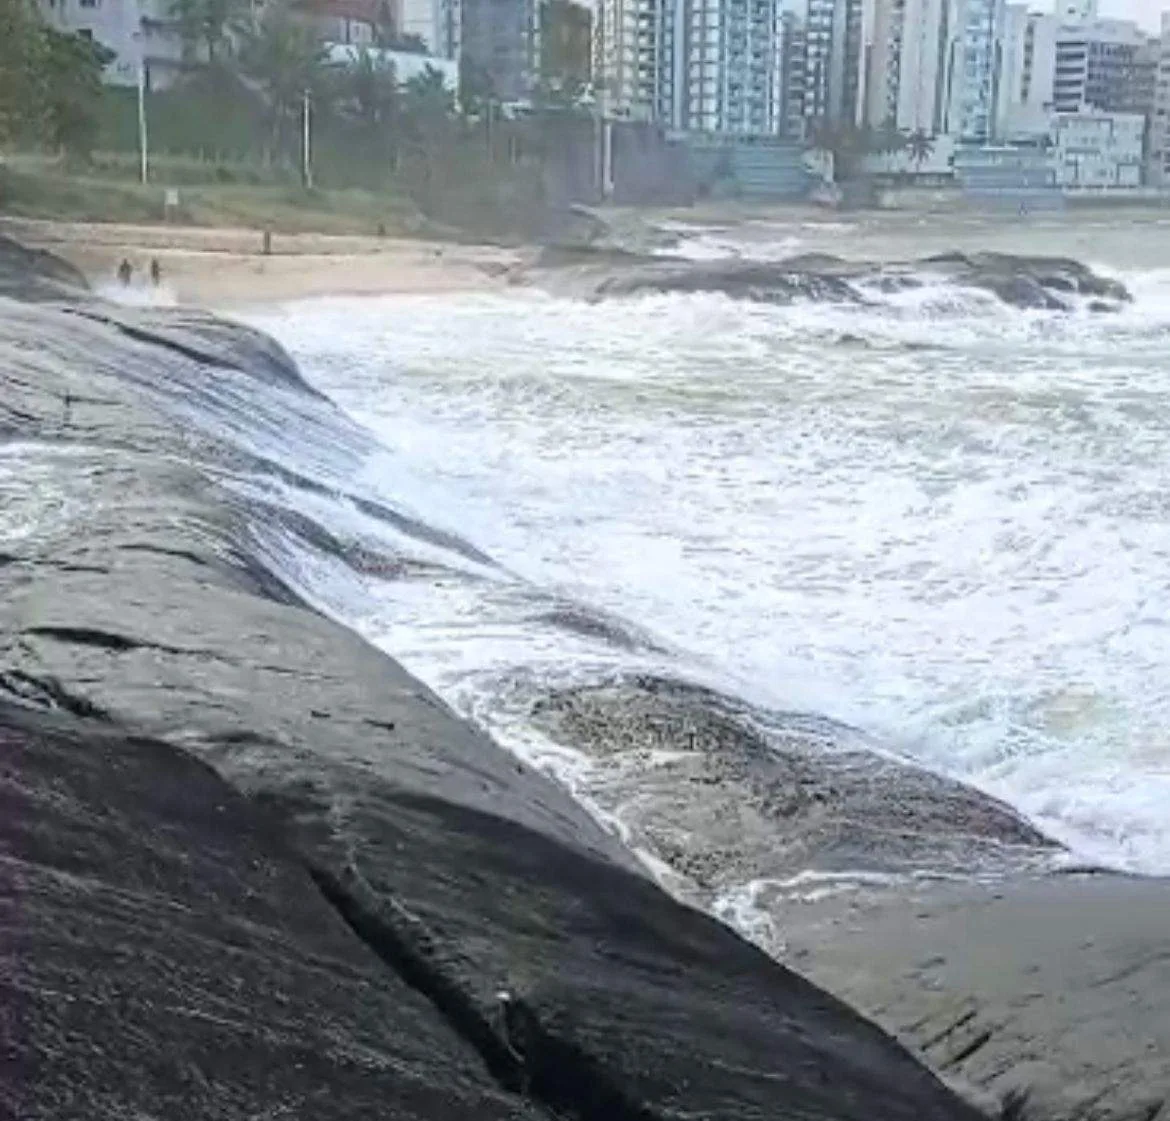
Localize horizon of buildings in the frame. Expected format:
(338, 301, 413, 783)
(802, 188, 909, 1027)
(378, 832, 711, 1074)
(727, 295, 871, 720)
(32, 0, 1170, 190)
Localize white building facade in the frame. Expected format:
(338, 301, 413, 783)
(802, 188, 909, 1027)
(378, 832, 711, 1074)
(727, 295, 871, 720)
(595, 0, 788, 134)
(1050, 110, 1144, 187)
(866, 0, 952, 133)
(994, 5, 1056, 139)
(36, 0, 192, 88)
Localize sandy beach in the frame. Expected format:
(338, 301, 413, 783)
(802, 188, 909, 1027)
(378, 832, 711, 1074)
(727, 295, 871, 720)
(0, 217, 522, 305)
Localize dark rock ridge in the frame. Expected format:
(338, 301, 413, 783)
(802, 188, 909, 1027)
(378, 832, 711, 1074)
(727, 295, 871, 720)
(530, 246, 1132, 311)
(530, 673, 1170, 1121)
(0, 241, 986, 1119)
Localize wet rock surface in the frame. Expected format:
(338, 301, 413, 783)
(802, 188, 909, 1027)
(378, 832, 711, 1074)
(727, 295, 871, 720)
(531, 674, 1170, 1121)
(532, 675, 1057, 892)
(0, 248, 988, 1120)
(530, 247, 1131, 310)
(0, 701, 538, 1121)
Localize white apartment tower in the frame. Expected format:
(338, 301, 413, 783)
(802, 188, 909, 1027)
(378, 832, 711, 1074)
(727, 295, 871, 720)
(596, 0, 787, 133)
(994, 4, 1056, 139)
(866, 0, 952, 132)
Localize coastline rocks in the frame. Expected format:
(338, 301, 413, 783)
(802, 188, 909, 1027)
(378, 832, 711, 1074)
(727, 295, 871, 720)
(529, 246, 1131, 311)
(0, 267, 985, 1120)
(529, 673, 1170, 1121)
(531, 674, 1057, 893)
(0, 701, 540, 1121)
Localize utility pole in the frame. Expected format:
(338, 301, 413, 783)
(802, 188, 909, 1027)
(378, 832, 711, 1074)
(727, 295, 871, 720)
(136, 48, 149, 184)
(301, 89, 313, 189)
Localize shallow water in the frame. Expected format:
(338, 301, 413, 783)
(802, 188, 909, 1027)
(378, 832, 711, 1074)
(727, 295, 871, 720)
(238, 215, 1170, 877)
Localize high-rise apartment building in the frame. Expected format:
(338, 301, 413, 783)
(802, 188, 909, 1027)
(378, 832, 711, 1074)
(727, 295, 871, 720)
(596, 0, 787, 133)
(865, 0, 951, 132)
(802, 0, 868, 123)
(1150, 11, 1170, 184)
(945, 0, 1006, 141)
(994, 5, 1057, 138)
(1054, 17, 1155, 115)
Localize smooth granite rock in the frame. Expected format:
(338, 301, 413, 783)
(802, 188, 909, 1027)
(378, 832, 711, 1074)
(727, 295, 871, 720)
(0, 243, 989, 1120)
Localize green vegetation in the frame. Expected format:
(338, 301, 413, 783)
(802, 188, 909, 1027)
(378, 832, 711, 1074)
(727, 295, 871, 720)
(0, 0, 113, 157)
(1, 0, 596, 237)
(0, 157, 423, 233)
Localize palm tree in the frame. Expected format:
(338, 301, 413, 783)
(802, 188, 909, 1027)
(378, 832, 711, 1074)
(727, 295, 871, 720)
(906, 128, 935, 172)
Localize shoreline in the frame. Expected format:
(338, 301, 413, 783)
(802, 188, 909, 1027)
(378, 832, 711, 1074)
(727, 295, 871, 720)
(0, 217, 523, 305)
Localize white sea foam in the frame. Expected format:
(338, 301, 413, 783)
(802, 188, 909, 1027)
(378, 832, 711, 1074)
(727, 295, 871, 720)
(242, 263, 1170, 878)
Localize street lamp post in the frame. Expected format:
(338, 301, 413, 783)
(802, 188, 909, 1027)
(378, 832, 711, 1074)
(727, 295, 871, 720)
(133, 30, 149, 183)
(301, 88, 313, 189)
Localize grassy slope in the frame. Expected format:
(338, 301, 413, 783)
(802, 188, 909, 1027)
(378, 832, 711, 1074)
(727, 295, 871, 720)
(0, 164, 425, 236)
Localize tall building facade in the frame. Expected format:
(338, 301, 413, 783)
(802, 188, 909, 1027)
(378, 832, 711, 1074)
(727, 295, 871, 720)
(36, 0, 191, 88)
(596, 0, 788, 134)
(802, 0, 869, 124)
(945, 0, 1006, 141)
(866, 0, 952, 133)
(1054, 18, 1155, 115)
(1150, 11, 1170, 184)
(994, 5, 1057, 138)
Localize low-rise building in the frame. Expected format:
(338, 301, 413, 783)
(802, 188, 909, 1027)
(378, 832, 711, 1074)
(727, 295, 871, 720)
(323, 41, 459, 88)
(1050, 110, 1145, 188)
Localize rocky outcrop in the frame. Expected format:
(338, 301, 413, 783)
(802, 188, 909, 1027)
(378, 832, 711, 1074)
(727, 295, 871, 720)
(529, 674, 1170, 1121)
(529, 247, 1132, 311)
(0, 247, 987, 1120)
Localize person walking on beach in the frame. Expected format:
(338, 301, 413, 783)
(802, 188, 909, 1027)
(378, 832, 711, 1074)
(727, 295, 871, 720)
(149, 257, 161, 286)
(117, 258, 133, 286)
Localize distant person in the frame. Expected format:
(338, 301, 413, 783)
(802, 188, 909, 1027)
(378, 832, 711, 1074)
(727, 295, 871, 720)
(62, 391, 74, 428)
(117, 258, 133, 286)
(150, 257, 161, 286)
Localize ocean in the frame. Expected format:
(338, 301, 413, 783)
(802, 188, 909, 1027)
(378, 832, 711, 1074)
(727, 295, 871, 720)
(235, 213, 1170, 888)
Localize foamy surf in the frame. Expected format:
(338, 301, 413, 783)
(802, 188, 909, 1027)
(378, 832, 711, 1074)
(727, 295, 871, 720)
(238, 259, 1170, 883)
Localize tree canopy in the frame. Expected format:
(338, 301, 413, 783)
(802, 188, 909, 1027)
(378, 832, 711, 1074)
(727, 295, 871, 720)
(0, 0, 113, 156)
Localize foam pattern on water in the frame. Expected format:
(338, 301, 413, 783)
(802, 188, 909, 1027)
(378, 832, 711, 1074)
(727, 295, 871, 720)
(242, 267, 1170, 876)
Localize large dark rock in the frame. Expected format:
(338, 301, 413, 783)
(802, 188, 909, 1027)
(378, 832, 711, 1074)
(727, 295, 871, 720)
(527, 673, 1170, 1121)
(0, 701, 538, 1121)
(528, 246, 1132, 310)
(0, 255, 987, 1119)
(0, 234, 88, 302)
